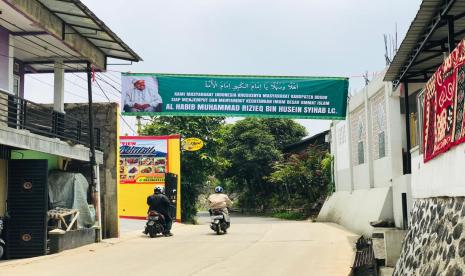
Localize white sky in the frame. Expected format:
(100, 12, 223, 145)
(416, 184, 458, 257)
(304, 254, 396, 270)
(24, 0, 422, 136)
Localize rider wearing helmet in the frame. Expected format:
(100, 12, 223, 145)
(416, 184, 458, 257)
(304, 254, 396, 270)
(147, 186, 173, 236)
(207, 186, 233, 224)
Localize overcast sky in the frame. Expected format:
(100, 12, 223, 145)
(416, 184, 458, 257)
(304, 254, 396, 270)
(25, 0, 422, 136)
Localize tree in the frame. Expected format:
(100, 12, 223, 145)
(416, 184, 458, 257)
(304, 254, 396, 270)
(267, 146, 331, 213)
(220, 118, 307, 209)
(261, 119, 307, 150)
(142, 116, 225, 223)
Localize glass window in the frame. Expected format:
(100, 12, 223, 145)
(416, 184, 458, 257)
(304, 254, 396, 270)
(358, 141, 364, 164)
(379, 131, 386, 158)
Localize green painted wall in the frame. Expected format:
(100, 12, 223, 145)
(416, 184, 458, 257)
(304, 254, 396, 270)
(11, 150, 58, 170)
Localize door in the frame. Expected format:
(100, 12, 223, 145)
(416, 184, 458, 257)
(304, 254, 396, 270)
(6, 160, 48, 259)
(164, 173, 177, 219)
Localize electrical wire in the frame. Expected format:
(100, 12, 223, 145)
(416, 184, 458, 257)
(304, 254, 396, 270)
(95, 78, 136, 134)
(95, 74, 122, 94)
(28, 75, 89, 101)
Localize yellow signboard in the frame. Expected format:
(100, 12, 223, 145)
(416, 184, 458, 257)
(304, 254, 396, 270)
(182, 137, 204, 151)
(119, 135, 181, 221)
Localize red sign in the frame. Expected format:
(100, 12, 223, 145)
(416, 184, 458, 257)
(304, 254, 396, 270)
(423, 40, 465, 162)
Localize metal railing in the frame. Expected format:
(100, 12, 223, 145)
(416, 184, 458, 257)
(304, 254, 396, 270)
(0, 89, 100, 149)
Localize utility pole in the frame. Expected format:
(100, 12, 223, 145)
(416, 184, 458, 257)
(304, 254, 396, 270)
(136, 116, 142, 135)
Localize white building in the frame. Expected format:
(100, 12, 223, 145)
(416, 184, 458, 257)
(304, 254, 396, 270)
(318, 70, 413, 236)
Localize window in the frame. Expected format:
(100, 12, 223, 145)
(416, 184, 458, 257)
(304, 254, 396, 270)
(357, 119, 365, 164)
(13, 76, 20, 97)
(358, 141, 365, 164)
(379, 131, 386, 158)
(377, 102, 386, 158)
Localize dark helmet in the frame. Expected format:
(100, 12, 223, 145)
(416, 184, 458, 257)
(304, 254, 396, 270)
(214, 186, 223, 193)
(154, 187, 164, 194)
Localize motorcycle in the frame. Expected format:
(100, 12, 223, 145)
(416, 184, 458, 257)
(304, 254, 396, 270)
(0, 217, 5, 259)
(210, 209, 229, 235)
(144, 210, 165, 238)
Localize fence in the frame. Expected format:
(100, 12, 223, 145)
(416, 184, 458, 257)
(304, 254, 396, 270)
(0, 89, 100, 149)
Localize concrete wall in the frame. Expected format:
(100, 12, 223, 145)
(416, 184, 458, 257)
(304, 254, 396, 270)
(392, 174, 412, 229)
(317, 187, 393, 236)
(411, 144, 465, 198)
(65, 103, 119, 239)
(336, 169, 351, 192)
(373, 157, 392, 188)
(332, 120, 351, 192)
(11, 150, 59, 171)
(0, 123, 103, 163)
(0, 26, 9, 92)
(326, 70, 409, 232)
(353, 163, 370, 190)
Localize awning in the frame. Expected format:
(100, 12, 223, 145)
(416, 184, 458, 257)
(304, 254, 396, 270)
(0, 0, 141, 73)
(384, 0, 465, 85)
(37, 0, 142, 62)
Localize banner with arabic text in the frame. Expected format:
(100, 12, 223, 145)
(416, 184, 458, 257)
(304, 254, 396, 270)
(121, 73, 349, 119)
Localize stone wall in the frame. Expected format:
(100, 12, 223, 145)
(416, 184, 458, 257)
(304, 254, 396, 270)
(64, 102, 119, 239)
(394, 197, 465, 275)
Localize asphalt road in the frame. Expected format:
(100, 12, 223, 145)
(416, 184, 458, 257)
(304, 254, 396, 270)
(0, 213, 357, 276)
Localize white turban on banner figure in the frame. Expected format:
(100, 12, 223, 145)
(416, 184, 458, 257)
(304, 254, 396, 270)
(122, 76, 163, 112)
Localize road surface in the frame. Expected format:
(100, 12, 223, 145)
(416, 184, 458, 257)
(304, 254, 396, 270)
(0, 213, 357, 276)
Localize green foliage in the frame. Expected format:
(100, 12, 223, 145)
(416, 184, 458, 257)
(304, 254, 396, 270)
(219, 118, 307, 209)
(142, 116, 329, 222)
(271, 210, 306, 220)
(267, 146, 331, 212)
(142, 116, 225, 223)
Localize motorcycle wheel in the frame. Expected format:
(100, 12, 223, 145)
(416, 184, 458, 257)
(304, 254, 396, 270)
(0, 244, 4, 259)
(149, 230, 156, 238)
(215, 225, 221, 235)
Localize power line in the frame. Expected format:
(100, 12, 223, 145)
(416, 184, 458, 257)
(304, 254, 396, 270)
(99, 72, 121, 87)
(95, 74, 122, 94)
(94, 78, 112, 102)
(95, 78, 136, 135)
(28, 75, 94, 101)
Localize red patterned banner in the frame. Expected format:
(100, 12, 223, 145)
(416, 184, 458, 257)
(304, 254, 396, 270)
(423, 40, 465, 162)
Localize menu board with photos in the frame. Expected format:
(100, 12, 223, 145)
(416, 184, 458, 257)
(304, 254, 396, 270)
(119, 137, 168, 184)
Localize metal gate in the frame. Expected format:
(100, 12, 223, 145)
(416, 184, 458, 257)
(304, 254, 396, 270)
(6, 160, 48, 259)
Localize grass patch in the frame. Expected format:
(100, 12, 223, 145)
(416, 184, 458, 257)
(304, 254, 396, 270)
(271, 210, 307, 220)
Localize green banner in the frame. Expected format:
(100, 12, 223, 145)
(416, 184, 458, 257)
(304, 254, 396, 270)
(121, 73, 348, 119)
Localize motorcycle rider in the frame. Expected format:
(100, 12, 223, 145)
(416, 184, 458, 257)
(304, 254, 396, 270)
(207, 186, 233, 226)
(147, 186, 173, 237)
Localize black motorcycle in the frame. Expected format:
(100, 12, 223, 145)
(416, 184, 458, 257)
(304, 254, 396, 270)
(144, 211, 165, 238)
(210, 209, 229, 235)
(0, 217, 5, 259)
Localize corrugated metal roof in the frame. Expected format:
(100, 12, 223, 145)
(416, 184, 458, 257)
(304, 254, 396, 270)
(37, 0, 142, 62)
(384, 0, 465, 84)
(384, 0, 443, 82)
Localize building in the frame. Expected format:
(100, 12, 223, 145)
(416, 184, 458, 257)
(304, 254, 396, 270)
(383, 0, 465, 274)
(283, 130, 330, 155)
(318, 70, 412, 237)
(320, 0, 465, 274)
(0, 0, 140, 258)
